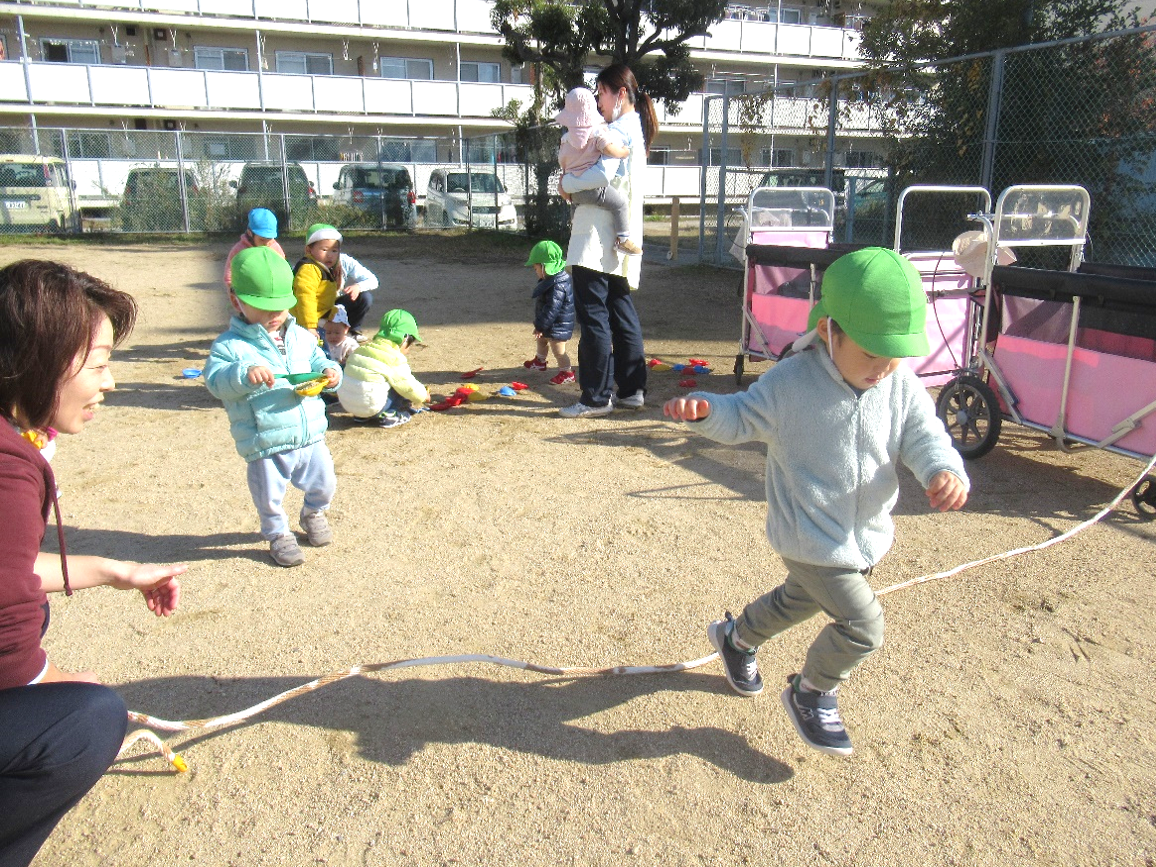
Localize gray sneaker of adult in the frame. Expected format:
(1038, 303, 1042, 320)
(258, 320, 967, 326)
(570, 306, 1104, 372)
(780, 675, 853, 756)
(614, 392, 645, 410)
(558, 401, 613, 419)
(300, 510, 333, 547)
(270, 534, 306, 567)
(707, 612, 763, 697)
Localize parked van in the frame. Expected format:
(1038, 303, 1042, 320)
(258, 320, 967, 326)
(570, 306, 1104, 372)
(0, 155, 77, 232)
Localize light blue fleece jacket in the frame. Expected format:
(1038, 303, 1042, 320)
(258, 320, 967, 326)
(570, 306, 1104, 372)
(688, 346, 969, 571)
(204, 314, 339, 462)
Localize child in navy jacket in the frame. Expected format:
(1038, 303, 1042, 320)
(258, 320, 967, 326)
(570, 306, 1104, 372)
(522, 240, 576, 385)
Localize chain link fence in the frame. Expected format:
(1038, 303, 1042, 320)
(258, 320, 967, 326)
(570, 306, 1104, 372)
(701, 25, 1156, 268)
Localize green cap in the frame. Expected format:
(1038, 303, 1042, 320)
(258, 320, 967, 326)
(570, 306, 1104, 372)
(231, 246, 296, 311)
(525, 240, 566, 276)
(375, 308, 423, 345)
(807, 247, 929, 358)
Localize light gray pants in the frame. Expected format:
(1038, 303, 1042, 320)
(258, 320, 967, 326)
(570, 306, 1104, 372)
(732, 556, 884, 692)
(246, 440, 336, 540)
(569, 184, 630, 238)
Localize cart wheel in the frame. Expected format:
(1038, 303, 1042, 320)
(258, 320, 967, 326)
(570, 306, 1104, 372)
(1130, 476, 1156, 521)
(935, 375, 1002, 460)
(734, 353, 745, 386)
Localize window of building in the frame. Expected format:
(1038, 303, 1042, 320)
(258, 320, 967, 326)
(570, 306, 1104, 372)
(764, 148, 794, 167)
(510, 64, 527, 85)
(41, 38, 100, 65)
(845, 150, 879, 168)
(194, 47, 249, 72)
(705, 76, 748, 96)
(460, 61, 500, 83)
(379, 57, 433, 80)
(275, 51, 333, 76)
(65, 130, 112, 159)
(766, 7, 803, 24)
(648, 147, 670, 166)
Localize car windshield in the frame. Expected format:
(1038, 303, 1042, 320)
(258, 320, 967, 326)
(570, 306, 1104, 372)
(357, 168, 410, 189)
(245, 166, 307, 184)
(0, 163, 53, 188)
(446, 173, 502, 194)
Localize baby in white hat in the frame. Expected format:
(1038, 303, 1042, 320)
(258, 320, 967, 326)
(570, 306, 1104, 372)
(321, 304, 359, 366)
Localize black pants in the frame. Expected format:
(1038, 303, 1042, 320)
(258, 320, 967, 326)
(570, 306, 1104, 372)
(336, 290, 373, 332)
(571, 265, 647, 407)
(0, 683, 127, 867)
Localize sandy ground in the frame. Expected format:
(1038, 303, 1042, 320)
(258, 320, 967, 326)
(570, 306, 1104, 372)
(7, 233, 1156, 867)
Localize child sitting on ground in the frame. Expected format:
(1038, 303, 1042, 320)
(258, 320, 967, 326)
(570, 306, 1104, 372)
(663, 247, 969, 757)
(224, 208, 286, 314)
(521, 240, 576, 384)
(321, 305, 359, 366)
(337, 308, 429, 428)
(555, 87, 641, 256)
(205, 246, 342, 568)
(292, 223, 379, 333)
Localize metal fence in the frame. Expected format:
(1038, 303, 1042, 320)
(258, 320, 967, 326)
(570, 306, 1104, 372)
(700, 25, 1156, 268)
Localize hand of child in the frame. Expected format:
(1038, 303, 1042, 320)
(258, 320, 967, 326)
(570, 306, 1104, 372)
(322, 367, 340, 388)
(247, 365, 275, 387)
(926, 471, 968, 512)
(664, 397, 712, 422)
(533, 329, 543, 339)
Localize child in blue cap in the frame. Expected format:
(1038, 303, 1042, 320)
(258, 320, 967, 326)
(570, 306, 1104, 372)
(224, 208, 286, 314)
(664, 247, 969, 757)
(522, 240, 576, 384)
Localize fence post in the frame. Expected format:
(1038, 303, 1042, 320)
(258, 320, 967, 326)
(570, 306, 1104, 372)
(669, 195, 680, 261)
(980, 49, 1005, 195)
(699, 94, 714, 263)
(176, 128, 191, 233)
(824, 74, 838, 193)
(714, 94, 731, 265)
(280, 133, 290, 225)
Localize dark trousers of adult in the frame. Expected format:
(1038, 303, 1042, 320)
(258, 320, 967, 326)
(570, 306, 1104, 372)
(571, 265, 647, 408)
(335, 290, 373, 332)
(0, 683, 127, 867)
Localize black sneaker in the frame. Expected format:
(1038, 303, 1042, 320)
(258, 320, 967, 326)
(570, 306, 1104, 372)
(707, 612, 763, 697)
(780, 675, 853, 756)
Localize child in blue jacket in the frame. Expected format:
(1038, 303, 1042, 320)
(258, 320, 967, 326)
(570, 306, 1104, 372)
(522, 240, 576, 385)
(205, 246, 342, 568)
(665, 248, 969, 757)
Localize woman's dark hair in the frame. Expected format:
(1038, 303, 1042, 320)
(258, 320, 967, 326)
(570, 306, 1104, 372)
(596, 63, 658, 155)
(0, 260, 136, 430)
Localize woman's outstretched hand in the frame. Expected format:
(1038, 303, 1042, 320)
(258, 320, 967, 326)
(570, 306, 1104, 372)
(113, 563, 187, 617)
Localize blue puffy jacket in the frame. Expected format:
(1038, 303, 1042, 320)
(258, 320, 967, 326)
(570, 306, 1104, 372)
(532, 269, 575, 340)
(204, 314, 339, 462)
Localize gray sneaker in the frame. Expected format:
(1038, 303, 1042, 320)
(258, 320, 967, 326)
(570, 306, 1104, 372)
(707, 612, 763, 697)
(614, 392, 645, 410)
(270, 534, 305, 567)
(780, 675, 853, 756)
(558, 401, 613, 419)
(300, 510, 333, 547)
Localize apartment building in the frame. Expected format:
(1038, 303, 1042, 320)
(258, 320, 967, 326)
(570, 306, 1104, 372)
(0, 0, 883, 209)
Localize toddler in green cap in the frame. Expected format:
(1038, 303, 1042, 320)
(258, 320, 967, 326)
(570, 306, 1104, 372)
(522, 240, 576, 385)
(337, 308, 429, 427)
(663, 247, 969, 757)
(205, 246, 342, 568)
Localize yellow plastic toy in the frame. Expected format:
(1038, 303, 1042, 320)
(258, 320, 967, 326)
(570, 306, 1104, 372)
(293, 376, 327, 397)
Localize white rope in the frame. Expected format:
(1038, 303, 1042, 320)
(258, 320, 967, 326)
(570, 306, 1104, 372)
(120, 453, 1156, 773)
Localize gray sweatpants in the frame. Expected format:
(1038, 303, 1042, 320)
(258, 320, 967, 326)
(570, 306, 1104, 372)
(732, 556, 885, 692)
(569, 184, 630, 238)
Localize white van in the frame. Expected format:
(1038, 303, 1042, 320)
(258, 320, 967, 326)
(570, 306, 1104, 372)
(0, 155, 77, 232)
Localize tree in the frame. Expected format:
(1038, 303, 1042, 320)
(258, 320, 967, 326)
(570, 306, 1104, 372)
(851, 0, 1156, 260)
(491, 0, 729, 120)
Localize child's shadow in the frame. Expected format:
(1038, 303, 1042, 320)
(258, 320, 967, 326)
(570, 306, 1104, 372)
(117, 670, 793, 785)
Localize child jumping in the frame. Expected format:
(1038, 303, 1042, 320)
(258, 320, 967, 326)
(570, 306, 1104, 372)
(292, 223, 379, 333)
(664, 247, 969, 757)
(522, 240, 576, 384)
(555, 87, 641, 256)
(205, 246, 342, 568)
(224, 207, 286, 314)
(337, 308, 429, 428)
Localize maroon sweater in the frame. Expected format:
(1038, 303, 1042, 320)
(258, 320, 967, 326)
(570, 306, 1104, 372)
(0, 420, 54, 689)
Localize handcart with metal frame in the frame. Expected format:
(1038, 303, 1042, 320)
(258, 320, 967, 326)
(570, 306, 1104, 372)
(934, 184, 1156, 518)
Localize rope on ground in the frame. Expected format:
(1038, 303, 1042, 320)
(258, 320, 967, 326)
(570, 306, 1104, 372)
(117, 453, 1156, 773)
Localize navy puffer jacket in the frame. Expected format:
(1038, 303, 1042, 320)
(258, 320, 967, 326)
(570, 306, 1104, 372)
(532, 269, 575, 340)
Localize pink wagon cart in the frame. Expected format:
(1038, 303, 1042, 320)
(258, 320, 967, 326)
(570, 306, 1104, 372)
(935, 184, 1156, 516)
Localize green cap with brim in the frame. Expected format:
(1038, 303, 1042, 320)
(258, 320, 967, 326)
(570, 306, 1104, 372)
(375, 308, 423, 345)
(231, 246, 297, 311)
(525, 239, 566, 276)
(807, 247, 929, 358)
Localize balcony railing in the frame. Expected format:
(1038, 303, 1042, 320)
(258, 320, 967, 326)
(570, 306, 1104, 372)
(9, 0, 865, 59)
